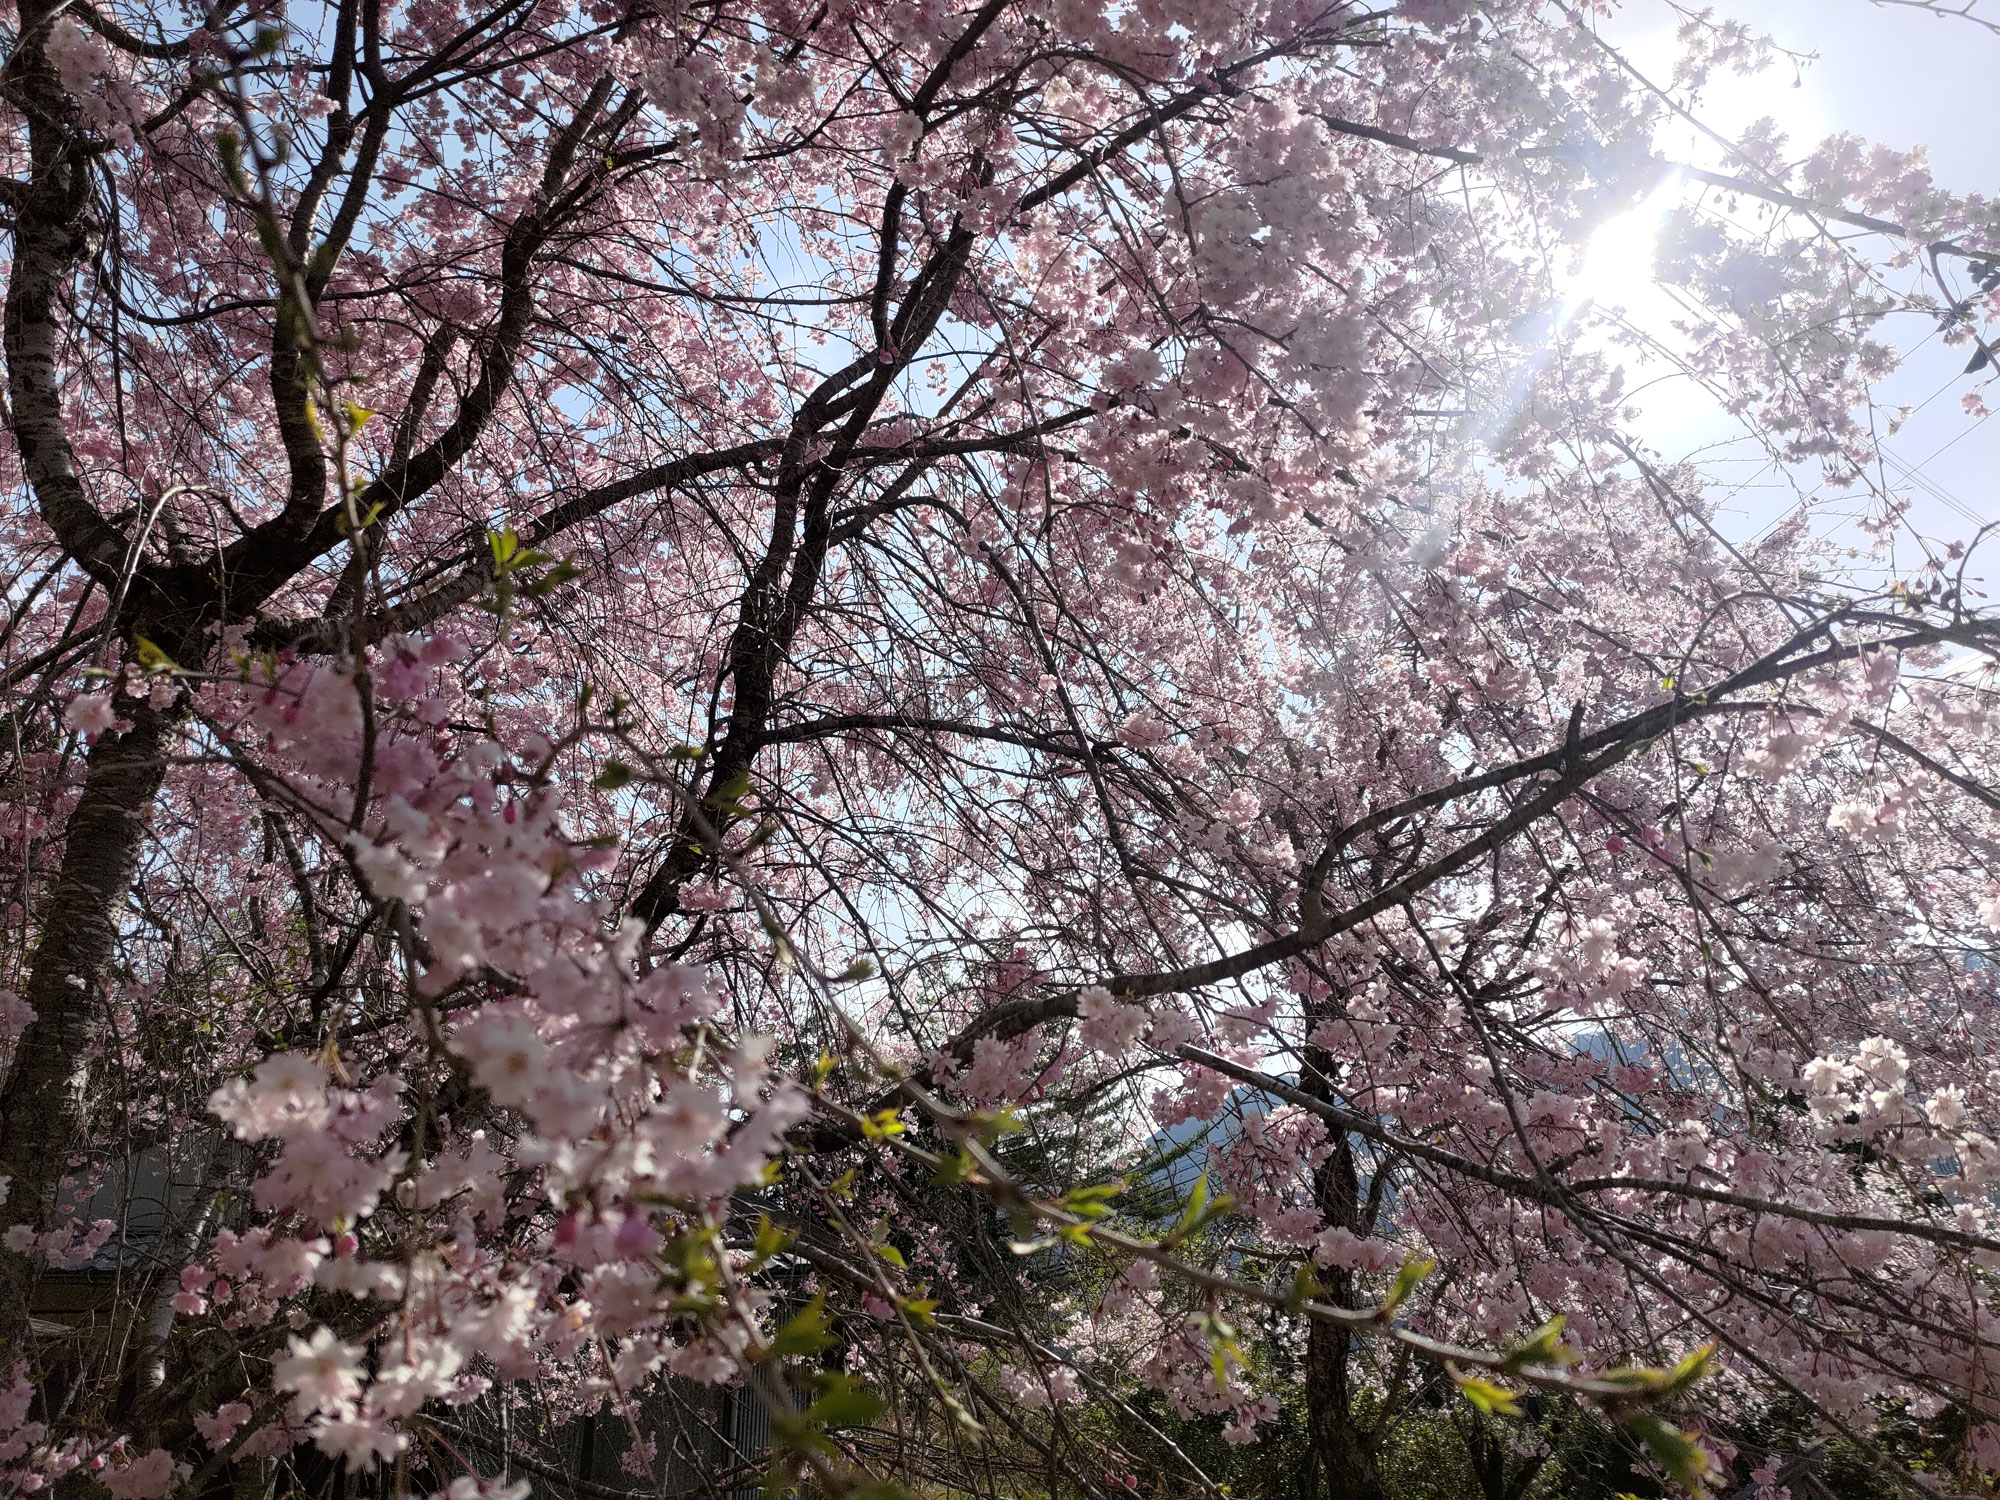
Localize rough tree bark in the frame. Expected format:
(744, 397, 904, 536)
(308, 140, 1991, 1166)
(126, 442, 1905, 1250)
(0, 0, 159, 1365)
(1304, 1089, 1391, 1500)
(0, 697, 174, 1361)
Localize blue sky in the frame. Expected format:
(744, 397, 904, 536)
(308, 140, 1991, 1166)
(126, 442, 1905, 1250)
(1578, 0, 2000, 571)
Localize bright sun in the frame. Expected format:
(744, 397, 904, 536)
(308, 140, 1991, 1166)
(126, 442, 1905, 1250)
(1563, 172, 1686, 313)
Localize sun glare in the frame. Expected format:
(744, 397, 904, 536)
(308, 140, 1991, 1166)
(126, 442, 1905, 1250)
(1563, 173, 1685, 314)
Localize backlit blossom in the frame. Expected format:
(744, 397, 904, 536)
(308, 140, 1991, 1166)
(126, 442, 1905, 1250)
(62, 692, 115, 737)
(272, 1329, 364, 1417)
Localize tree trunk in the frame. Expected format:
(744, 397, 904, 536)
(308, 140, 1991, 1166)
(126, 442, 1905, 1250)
(0, 0, 188, 1370)
(1302, 1117, 1390, 1500)
(1306, 1317, 1389, 1500)
(0, 696, 173, 1363)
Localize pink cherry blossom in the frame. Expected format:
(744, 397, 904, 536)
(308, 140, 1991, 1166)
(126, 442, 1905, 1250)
(61, 692, 115, 738)
(4, 1, 2000, 1495)
(272, 1328, 365, 1417)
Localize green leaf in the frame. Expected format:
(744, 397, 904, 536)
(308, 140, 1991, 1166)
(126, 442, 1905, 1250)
(522, 557, 582, 598)
(859, 1107, 905, 1139)
(1194, 1311, 1243, 1389)
(929, 1147, 976, 1187)
(1378, 1256, 1435, 1318)
(1660, 1341, 1715, 1397)
(1061, 1179, 1124, 1221)
(1286, 1261, 1324, 1309)
(668, 1235, 720, 1290)
(1453, 1371, 1523, 1417)
(1625, 1412, 1711, 1492)
(335, 499, 386, 536)
(1594, 1367, 1669, 1392)
(132, 635, 177, 672)
(804, 1375, 884, 1429)
(751, 1214, 795, 1266)
(972, 1107, 1025, 1143)
(1591, 1348, 1712, 1397)
(1182, 1172, 1209, 1225)
(592, 760, 638, 791)
(215, 129, 245, 190)
(1500, 1315, 1575, 1373)
(767, 1293, 835, 1358)
(1164, 1172, 1232, 1248)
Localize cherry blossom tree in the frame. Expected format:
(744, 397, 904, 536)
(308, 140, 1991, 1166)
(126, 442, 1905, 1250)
(4, 0, 2000, 1496)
